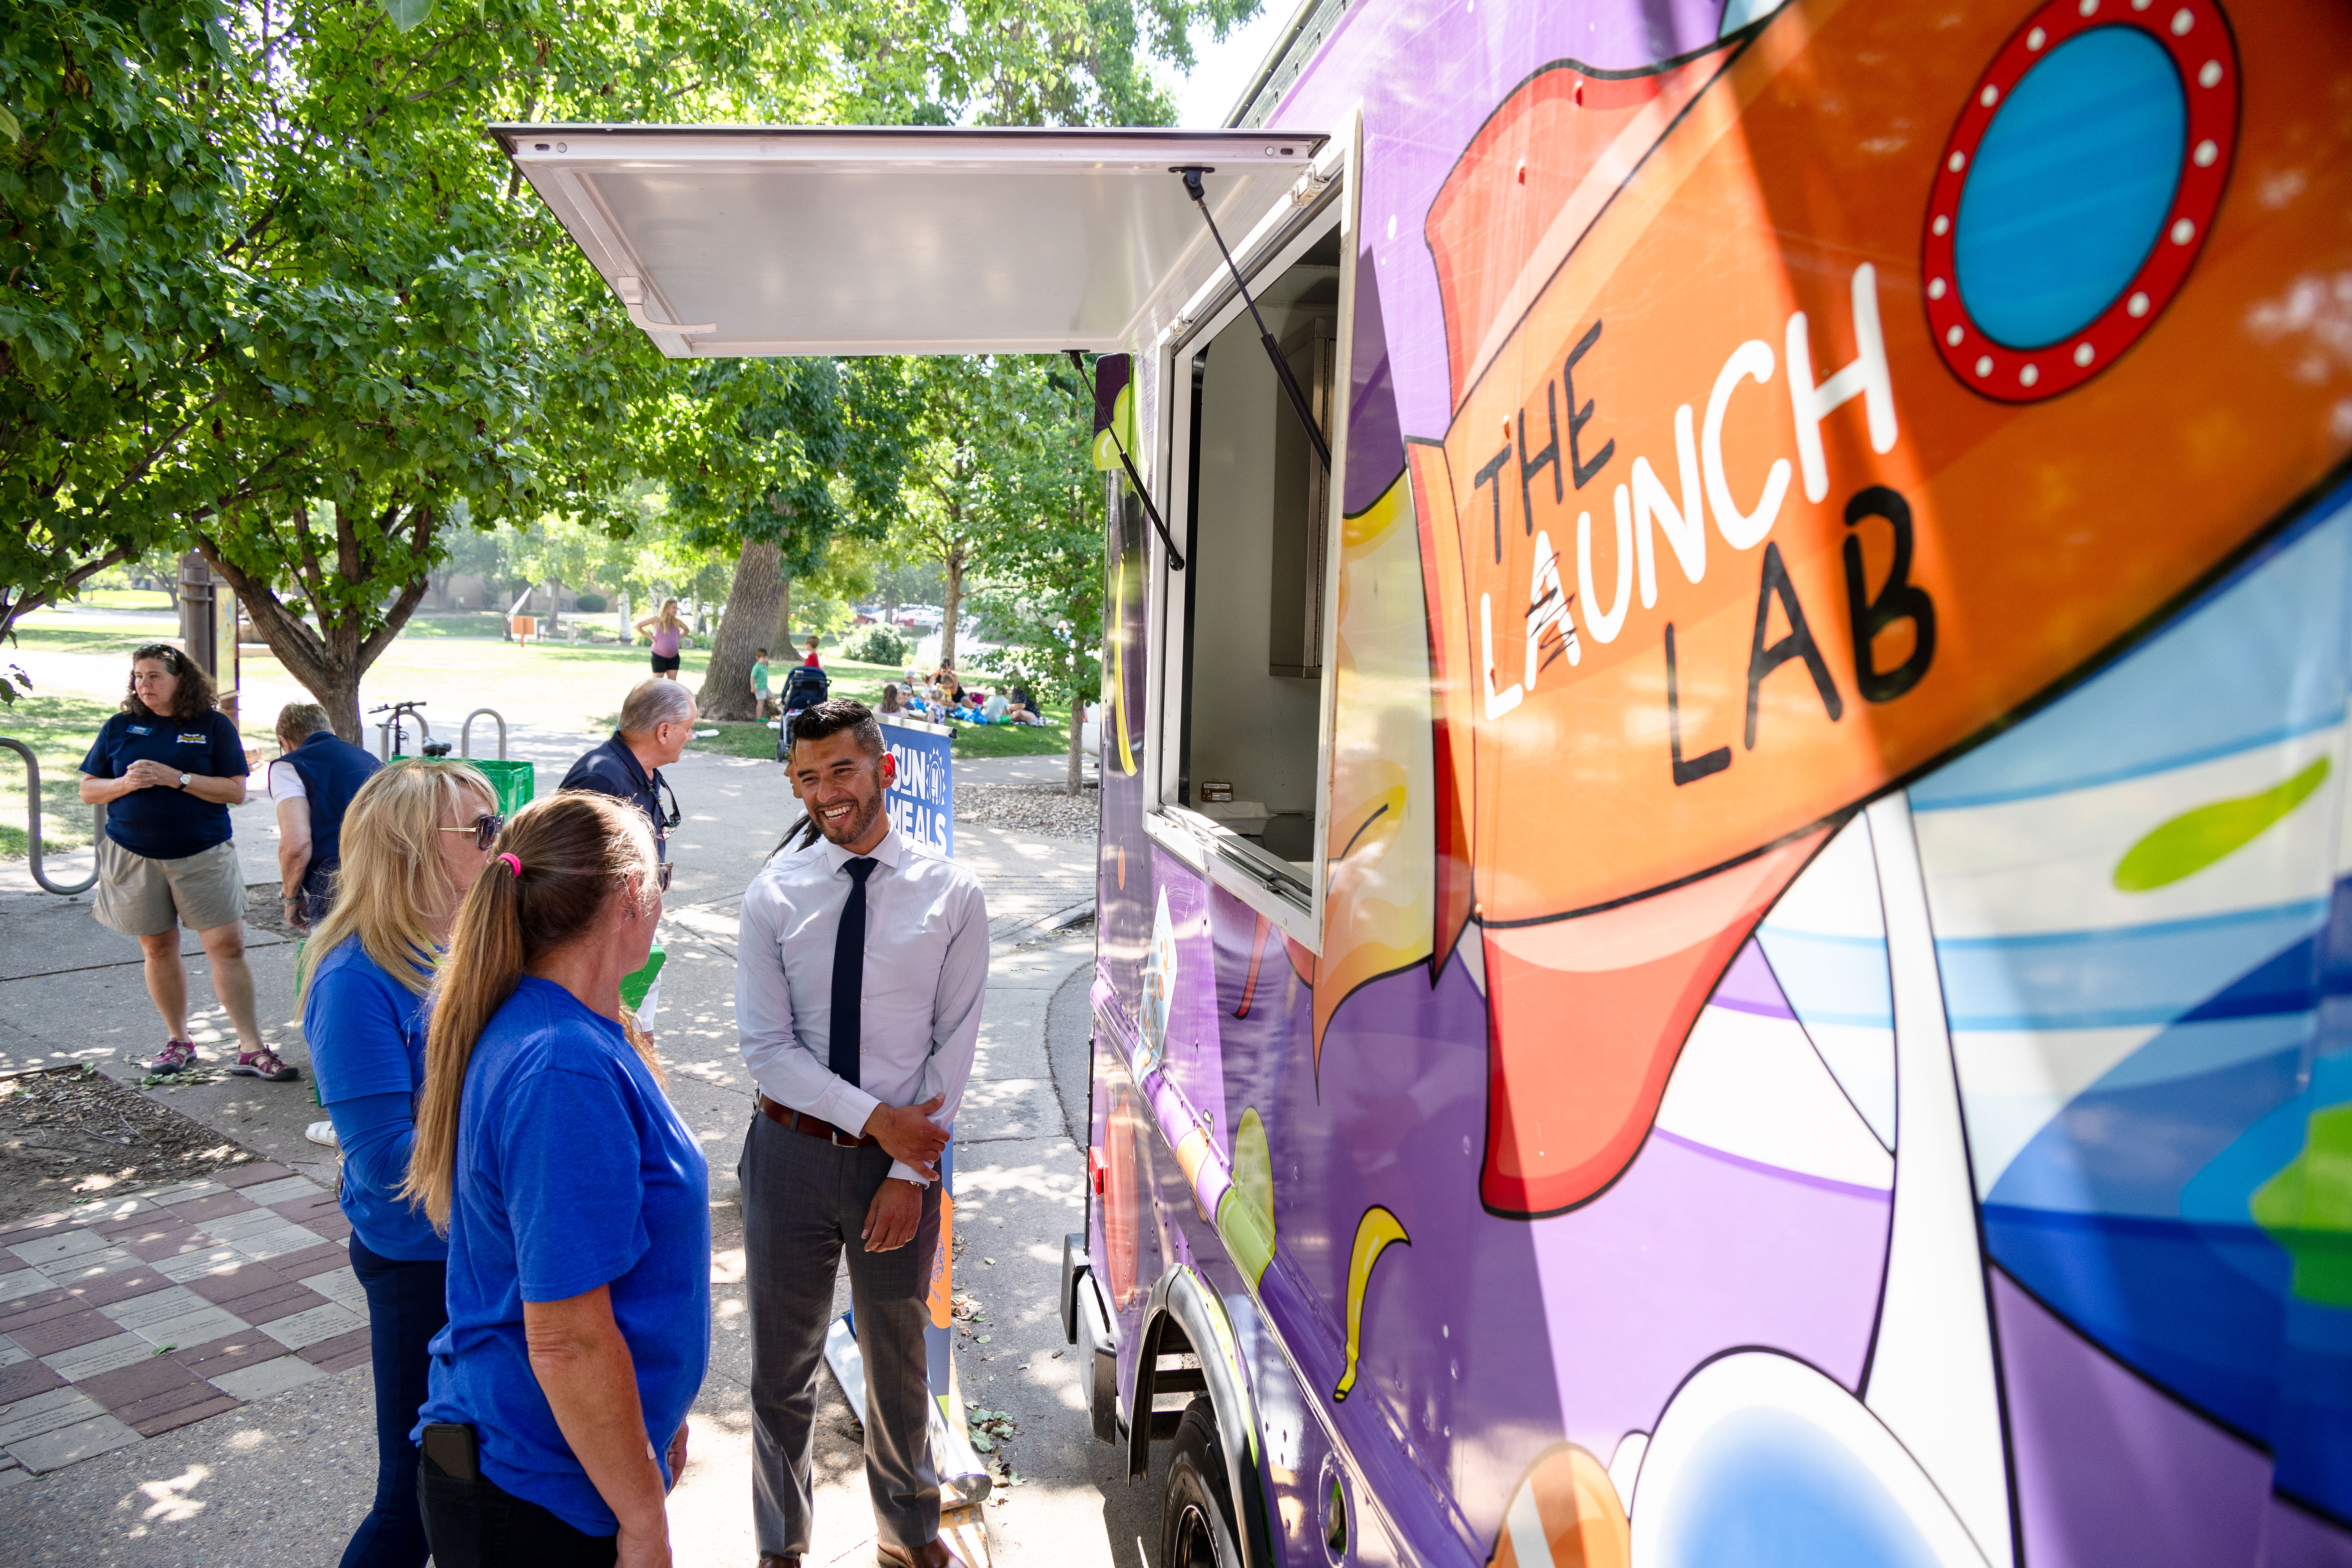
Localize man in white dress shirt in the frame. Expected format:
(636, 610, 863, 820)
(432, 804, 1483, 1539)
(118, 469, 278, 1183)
(736, 699, 988, 1568)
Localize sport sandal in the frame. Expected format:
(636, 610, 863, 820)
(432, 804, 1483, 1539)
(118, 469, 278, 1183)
(147, 1040, 200, 1074)
(230, 1048, 300, 1083)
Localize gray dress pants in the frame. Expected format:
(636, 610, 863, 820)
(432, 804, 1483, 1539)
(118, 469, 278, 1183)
(742, 1109, 943, 1557)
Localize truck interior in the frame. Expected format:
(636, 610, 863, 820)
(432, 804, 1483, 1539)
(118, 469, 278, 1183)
(1160, 213, 1344, 898)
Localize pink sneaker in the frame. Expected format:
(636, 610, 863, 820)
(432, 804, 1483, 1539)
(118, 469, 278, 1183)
(147, 1040, 200, 1074)
(230, 1047, 299, 1083)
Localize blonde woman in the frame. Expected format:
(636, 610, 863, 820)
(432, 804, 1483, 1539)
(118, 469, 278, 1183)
(300, 759, 499, 1568)
(407, 793, 706, 1566)
(632, 598, 688, 680)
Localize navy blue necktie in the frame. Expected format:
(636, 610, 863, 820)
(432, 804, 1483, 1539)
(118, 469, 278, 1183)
(829, 858, 878, 1086)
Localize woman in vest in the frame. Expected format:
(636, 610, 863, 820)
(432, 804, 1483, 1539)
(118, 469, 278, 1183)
(270, 702, 383, 930)
(301, 758, 501, 1567)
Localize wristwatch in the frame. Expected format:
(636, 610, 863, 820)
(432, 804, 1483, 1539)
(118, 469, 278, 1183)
(176, 773, 192, 789)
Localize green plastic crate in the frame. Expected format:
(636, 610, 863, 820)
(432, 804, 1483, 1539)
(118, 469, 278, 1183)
(470, 759, 536, 817)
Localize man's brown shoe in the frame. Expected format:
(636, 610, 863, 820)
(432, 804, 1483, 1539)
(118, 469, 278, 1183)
(759, 1555, 802, 1567)
(878, 1540, 969, 1568)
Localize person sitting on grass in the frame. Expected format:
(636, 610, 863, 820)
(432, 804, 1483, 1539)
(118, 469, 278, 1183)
(980, 690, 1010, 724)
(878, 683, 906, 717)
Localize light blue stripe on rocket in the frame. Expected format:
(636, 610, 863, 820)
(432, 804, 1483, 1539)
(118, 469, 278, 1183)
(1911, 487, 2352, 812)
(1755, 926, 1893, 1029)
(1936, 900, 2326, 1031)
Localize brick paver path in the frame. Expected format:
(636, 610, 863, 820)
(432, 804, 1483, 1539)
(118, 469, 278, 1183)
(0, 1162, 363, 1483)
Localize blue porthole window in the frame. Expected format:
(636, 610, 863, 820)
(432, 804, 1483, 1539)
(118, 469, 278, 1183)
(1922, 0, 2239, 402)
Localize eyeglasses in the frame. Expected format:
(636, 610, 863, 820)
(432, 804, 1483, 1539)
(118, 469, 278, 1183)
(654, 862, 673, 893)
(437, 812, 505, 851)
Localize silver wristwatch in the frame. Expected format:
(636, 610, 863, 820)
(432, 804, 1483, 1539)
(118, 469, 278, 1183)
(177, 772, 192, 789)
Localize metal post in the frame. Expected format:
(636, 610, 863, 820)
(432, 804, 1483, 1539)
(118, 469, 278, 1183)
(461, 709, 508, 760)
(0, 738, 104, 896)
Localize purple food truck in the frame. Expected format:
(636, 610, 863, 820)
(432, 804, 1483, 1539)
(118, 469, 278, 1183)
(505, 0, 2352, 1559)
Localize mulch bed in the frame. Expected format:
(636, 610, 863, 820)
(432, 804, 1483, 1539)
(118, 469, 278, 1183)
(0, 1065, 268, 1225)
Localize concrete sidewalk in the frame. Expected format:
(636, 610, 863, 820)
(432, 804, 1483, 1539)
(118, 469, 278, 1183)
(0, 733, 1131, 1565)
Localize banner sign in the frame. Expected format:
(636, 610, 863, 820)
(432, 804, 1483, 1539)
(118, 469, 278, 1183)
(881, 716, 953, 855)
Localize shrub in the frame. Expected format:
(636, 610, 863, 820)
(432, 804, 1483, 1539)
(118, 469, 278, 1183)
(574, 592, 608, 613)
(840, 623, 911, 666)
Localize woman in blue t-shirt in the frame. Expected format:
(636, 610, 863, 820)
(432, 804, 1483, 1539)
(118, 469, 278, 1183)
(299, 758, 500, 1568)
(405, 792, 708, 1567)
(77, 643, 290, 1078)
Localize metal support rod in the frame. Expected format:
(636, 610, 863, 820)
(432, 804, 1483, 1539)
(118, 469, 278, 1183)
(1172, 166, 1333, 472)
(0, 738, 103, 896)
(1063, 351, 1186, 572)
(460, 709, 508, 760)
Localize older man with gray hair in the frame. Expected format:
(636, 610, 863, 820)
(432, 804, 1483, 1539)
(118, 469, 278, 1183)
(561, 678, 695, 1019)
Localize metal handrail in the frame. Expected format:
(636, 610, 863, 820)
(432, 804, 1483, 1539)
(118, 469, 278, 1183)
(461, 709, 508, 760)
(0, 737, 104, 895)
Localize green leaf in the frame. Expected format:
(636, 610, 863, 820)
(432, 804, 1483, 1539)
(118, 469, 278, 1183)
(0, 107, 20, 144)
(379, 0, 436, 31)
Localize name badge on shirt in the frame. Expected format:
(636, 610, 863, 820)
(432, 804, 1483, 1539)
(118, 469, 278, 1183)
(127, 725, 152, 736)
(178, 733, 207, 745)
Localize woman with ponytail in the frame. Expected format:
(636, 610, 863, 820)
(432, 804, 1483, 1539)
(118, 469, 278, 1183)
(299, 759, 499, 1568)
(405, 793, 708, 1567)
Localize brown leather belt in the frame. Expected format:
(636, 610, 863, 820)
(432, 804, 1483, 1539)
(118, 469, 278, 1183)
(758, 1094, 879, 1148)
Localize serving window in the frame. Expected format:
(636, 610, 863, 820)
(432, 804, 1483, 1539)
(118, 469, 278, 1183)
(1148, 191, 1352, 944)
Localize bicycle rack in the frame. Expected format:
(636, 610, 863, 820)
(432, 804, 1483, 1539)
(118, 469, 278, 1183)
(460, 709, 508, 760)
(374, 712, 432, 762)
(1, 737, 105, 896)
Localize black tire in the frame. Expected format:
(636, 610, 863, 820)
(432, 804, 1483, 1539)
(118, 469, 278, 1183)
(1162, 1399, 1242, 1568)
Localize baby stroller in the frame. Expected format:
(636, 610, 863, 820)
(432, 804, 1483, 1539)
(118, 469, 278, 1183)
(775, 663, 831, 761)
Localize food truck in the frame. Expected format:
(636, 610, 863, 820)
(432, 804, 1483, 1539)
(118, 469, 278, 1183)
(499, 0, 2352, 1560)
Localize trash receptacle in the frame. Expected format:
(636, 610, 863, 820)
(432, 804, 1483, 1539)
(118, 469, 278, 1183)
(470, 759, 535, 818)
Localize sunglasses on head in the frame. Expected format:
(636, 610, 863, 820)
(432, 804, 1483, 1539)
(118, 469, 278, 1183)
(437, 812, 506, 851)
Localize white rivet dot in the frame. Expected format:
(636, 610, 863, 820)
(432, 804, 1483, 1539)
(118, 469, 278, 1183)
(2172, 7, 2193, 34)
(2020, 363, 2040, 387)
(1975, 355, 1994, 377)
(2028, 26, 2047, 49)
(2194, 139, 2218, 167)
(1948, 150, 1967, 173)
(1947, 325, 1965, 347)
(1933, 214, 1951, 236)
(2199, 60, 2222, 88)
(2128, 291, 2151, 317)
(2133, 0, 2152, 8)
(2074, 342, 2095, 367)
(1980, 84, 2000, 108)
(2171, 217, 2196, 244)
(2078, 0, 2096, 15)
(1929, 277, 1948, 300)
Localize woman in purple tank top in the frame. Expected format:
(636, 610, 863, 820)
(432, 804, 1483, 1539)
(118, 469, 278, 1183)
(632, 598, 689, 678)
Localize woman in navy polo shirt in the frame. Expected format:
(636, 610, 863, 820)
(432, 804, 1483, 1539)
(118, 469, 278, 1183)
(77, 643, 291, 1079)
(405, 792, 707, 1566)
(300, 758, 499, 1568)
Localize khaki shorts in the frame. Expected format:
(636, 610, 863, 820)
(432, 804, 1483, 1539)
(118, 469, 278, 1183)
(93, 837, 245, 938)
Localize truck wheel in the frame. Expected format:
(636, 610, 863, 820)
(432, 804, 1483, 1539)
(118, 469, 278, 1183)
(1162, 1398, 1242, 1568)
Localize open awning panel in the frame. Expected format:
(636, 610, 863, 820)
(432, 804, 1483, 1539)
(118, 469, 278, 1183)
(490, 127, 1328, 358)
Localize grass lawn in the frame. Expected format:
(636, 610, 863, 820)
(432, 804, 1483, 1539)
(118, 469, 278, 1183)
(64, 589, 174, 612)
(9, 622, 175, 659)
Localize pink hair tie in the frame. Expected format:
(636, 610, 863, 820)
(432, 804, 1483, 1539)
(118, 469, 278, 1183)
(497, 853, 522, 878)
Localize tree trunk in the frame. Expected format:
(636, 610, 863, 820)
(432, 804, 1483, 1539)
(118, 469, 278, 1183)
(771, 574, 793, 659)
(542, 579, 560, 634)
(191, 508, 434, 745)
(698, 539, 781, 721)
(940, 550, 963, 669)
(1067, 688, 1084, 797)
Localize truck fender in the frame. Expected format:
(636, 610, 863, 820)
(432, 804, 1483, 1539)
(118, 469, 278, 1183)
(1131, 1266, 1275, 1568)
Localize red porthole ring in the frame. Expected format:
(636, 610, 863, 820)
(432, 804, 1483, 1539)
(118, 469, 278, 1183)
(1923, 0, 2239, 403)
